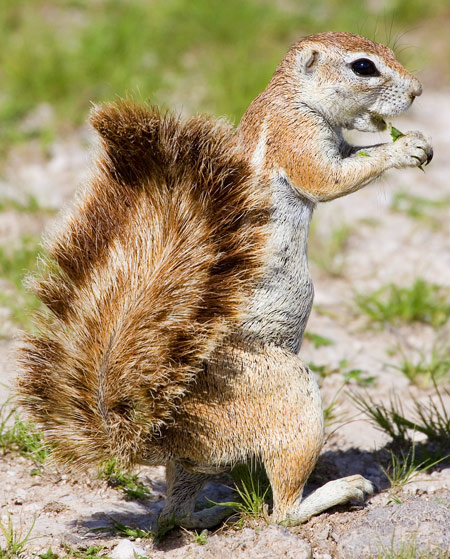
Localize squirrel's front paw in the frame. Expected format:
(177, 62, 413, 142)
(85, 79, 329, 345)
(390, 131, 433, 169)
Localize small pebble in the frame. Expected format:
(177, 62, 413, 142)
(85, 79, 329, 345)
(111, 539, 146, 559)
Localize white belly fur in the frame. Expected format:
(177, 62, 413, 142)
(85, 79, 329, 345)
(239, 174, 315, 353)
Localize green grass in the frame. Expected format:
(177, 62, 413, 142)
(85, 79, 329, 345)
(355, 384, 450, 512)
(391, 191, 450, 228)
(190, 530, 208, 545)
(219, 478, 270, 521)
(342, 367, 376, 386)
(0, 196, 46, 213)
(108, 518, 154, 541)
(355, 279, 450, 328)
(0, 235, 44, 330)
(98, 458, 150, 500)
(38, 549, 60, 559)
(309, 358, 376, 386)
(304, 332, 334, 348)
(0, 0, 447, 155)
(322, 385, 346, 427)
(225, 462, 271, 521)
(353, 381, 450, 445)
(0, 514, 35, 559)
(0, 398, 49, 464)
(60, 544, 112, 559)
(309, 223, 353, 277)
(381, 443, 448, 494)
(377, 540, 450, 559)
(312, 360, 375, 428)
(389, 344, 450, 387)
(0, 236, 42, 290)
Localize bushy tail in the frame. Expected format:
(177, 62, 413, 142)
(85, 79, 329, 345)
(17, 100, 269, 470)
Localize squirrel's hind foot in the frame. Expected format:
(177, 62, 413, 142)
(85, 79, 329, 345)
(279, 474, 374, 526)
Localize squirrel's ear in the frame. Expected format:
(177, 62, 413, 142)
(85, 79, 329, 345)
(298, 49, 320, 74)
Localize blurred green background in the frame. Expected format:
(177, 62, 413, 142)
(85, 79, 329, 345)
(1, 0, 449, 156)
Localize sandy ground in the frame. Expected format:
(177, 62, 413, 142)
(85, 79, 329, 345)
(0, 90, 449, 558)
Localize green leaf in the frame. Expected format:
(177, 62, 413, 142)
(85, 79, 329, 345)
(304, 332, 334, 348)
(39, 548, 59, 559)
(389, 123, 405, 142)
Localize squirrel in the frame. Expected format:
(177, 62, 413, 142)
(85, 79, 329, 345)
(17, 32, 433, 530)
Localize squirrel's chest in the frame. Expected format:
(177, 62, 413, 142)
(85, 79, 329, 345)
(239, 176, 315, 353)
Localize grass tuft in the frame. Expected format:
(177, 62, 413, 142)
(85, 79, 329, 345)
(189, 530, 208, 545)
(391, 191, 450, 228)
(309, 359, 376, 386)
(304, 332, 334, 348)
(0, 514, 35, 559)
(0, 398, 49, 464)
(381, 443, 448, 494)
(98, 458, 150, 500)
(389, 344, 450, 387)
(353, 380, 450, 445)
(109, 518, 154, 541)
(0, 196, 46, 214)
(355, 279, 450, 328)
(0, 235, 44, 330)
(38, 549, 60, 559)
(219, 479, 269, 521)
(222, 463, 271, 521)
(59, 544, 113, 559)
(377, 539, 450, 559)
(322, 384, 347, 428)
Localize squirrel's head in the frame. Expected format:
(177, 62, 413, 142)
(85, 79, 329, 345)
(271, 32, 422, 133)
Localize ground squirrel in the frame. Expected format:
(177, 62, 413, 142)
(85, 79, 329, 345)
(18, 32, 433, 530)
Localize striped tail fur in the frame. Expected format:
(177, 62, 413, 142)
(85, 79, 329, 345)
(17, 100, 269, 470)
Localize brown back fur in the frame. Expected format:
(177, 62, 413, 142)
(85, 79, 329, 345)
(17, 100, 269, 469)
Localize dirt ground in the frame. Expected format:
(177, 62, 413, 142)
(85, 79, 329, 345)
(0, 89, 449, 558)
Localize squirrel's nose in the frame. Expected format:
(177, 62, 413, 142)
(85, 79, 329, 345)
(409, 79, 423, 100)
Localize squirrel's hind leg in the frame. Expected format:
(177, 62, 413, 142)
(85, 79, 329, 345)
(258, 353, 373, 525)
(158, 461, 234, 531)
(265, 446, 373, 526)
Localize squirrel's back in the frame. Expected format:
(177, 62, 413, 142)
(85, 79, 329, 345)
(17, 100, 269, 469)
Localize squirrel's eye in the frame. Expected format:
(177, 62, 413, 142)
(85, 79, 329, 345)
(351, 58, 380, 77)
